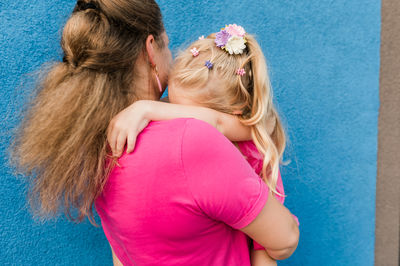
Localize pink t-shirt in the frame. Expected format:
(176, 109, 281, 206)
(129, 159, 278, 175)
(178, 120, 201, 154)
(95, 118, 269, 266)
(237, 141, 299, 250)
(237, 141, 285, 204)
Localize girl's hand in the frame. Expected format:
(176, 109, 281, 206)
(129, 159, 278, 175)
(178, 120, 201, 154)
(107, 101, 150, 157)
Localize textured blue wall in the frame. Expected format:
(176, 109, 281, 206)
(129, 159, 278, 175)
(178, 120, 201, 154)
(0, 1, 380, 265)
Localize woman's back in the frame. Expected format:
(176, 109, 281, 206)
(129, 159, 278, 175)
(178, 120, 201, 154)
(95, 118, 269, 265)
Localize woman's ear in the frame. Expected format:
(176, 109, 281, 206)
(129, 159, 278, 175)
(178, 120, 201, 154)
(145, 34, 156, 66)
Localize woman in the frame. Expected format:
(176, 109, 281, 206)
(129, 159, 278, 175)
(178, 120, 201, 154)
(10, 0, 298, 265)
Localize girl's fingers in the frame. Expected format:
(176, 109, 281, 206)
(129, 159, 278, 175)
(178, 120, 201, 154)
(107, 125, 118, 156)
(126, 119, 148, 154)
(126, 134, 137, 154)
(115, 132, 127, 157)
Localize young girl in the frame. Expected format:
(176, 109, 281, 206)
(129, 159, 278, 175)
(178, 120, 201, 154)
(107, 24, 299, 265)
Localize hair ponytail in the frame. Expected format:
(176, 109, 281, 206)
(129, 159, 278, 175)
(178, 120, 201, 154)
(240, 35, 286, 196)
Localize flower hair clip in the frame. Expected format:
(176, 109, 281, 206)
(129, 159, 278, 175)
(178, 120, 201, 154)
(205, 60, 213, 69)
(190, 47, 199, 57)
(236, 68, 246, 76)
(215, 24, 247, 55)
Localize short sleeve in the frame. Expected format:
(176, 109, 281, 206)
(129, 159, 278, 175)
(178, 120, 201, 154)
(181, 119, 269, 229)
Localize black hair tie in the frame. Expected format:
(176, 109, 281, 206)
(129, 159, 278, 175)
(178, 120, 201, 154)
(76, 1, 99, 12)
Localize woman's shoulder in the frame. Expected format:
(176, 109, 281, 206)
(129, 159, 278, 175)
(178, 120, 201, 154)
(116, 118, 194, 165)
(182, 118, 230, 142)
(146, 117, 192, 130)
(137, 118, 194, 143)
(181, 118, 245, 162)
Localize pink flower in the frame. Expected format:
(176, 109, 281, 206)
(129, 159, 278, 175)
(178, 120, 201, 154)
(225, 24, 246, 37)
(236, 68, 246, 76)
(190, 47, 199, 57)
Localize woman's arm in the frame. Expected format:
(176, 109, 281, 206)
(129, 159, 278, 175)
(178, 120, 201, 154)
(240, 192, 299, 260)
(107, 100, 251, 157)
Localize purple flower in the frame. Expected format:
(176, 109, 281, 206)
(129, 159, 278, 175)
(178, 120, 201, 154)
(215, 30, 231, 48)
(205, 60, 213, 69)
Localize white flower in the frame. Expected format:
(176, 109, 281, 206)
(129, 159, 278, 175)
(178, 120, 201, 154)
(224, 36, 246, 55)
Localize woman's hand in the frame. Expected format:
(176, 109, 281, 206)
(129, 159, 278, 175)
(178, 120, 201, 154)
(250, 249, 277, 266)
(107, 101, 150, 157)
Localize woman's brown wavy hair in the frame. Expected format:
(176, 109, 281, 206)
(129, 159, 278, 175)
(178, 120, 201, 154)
(9, 0, 165, 224)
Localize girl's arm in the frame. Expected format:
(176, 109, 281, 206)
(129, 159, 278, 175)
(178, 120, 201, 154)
(143, 100, 252, 141)
(107, 100, 252, 157)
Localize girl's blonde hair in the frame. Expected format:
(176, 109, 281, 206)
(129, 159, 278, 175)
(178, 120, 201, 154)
(10, 0, 165, 224)
(170, 34, 286, 195)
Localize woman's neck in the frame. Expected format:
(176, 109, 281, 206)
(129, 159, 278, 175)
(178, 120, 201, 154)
(133, 56, 162, 101)
(134, 74, 160, 101)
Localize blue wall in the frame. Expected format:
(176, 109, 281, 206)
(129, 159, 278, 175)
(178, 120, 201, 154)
(0, 1, 380, 265)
